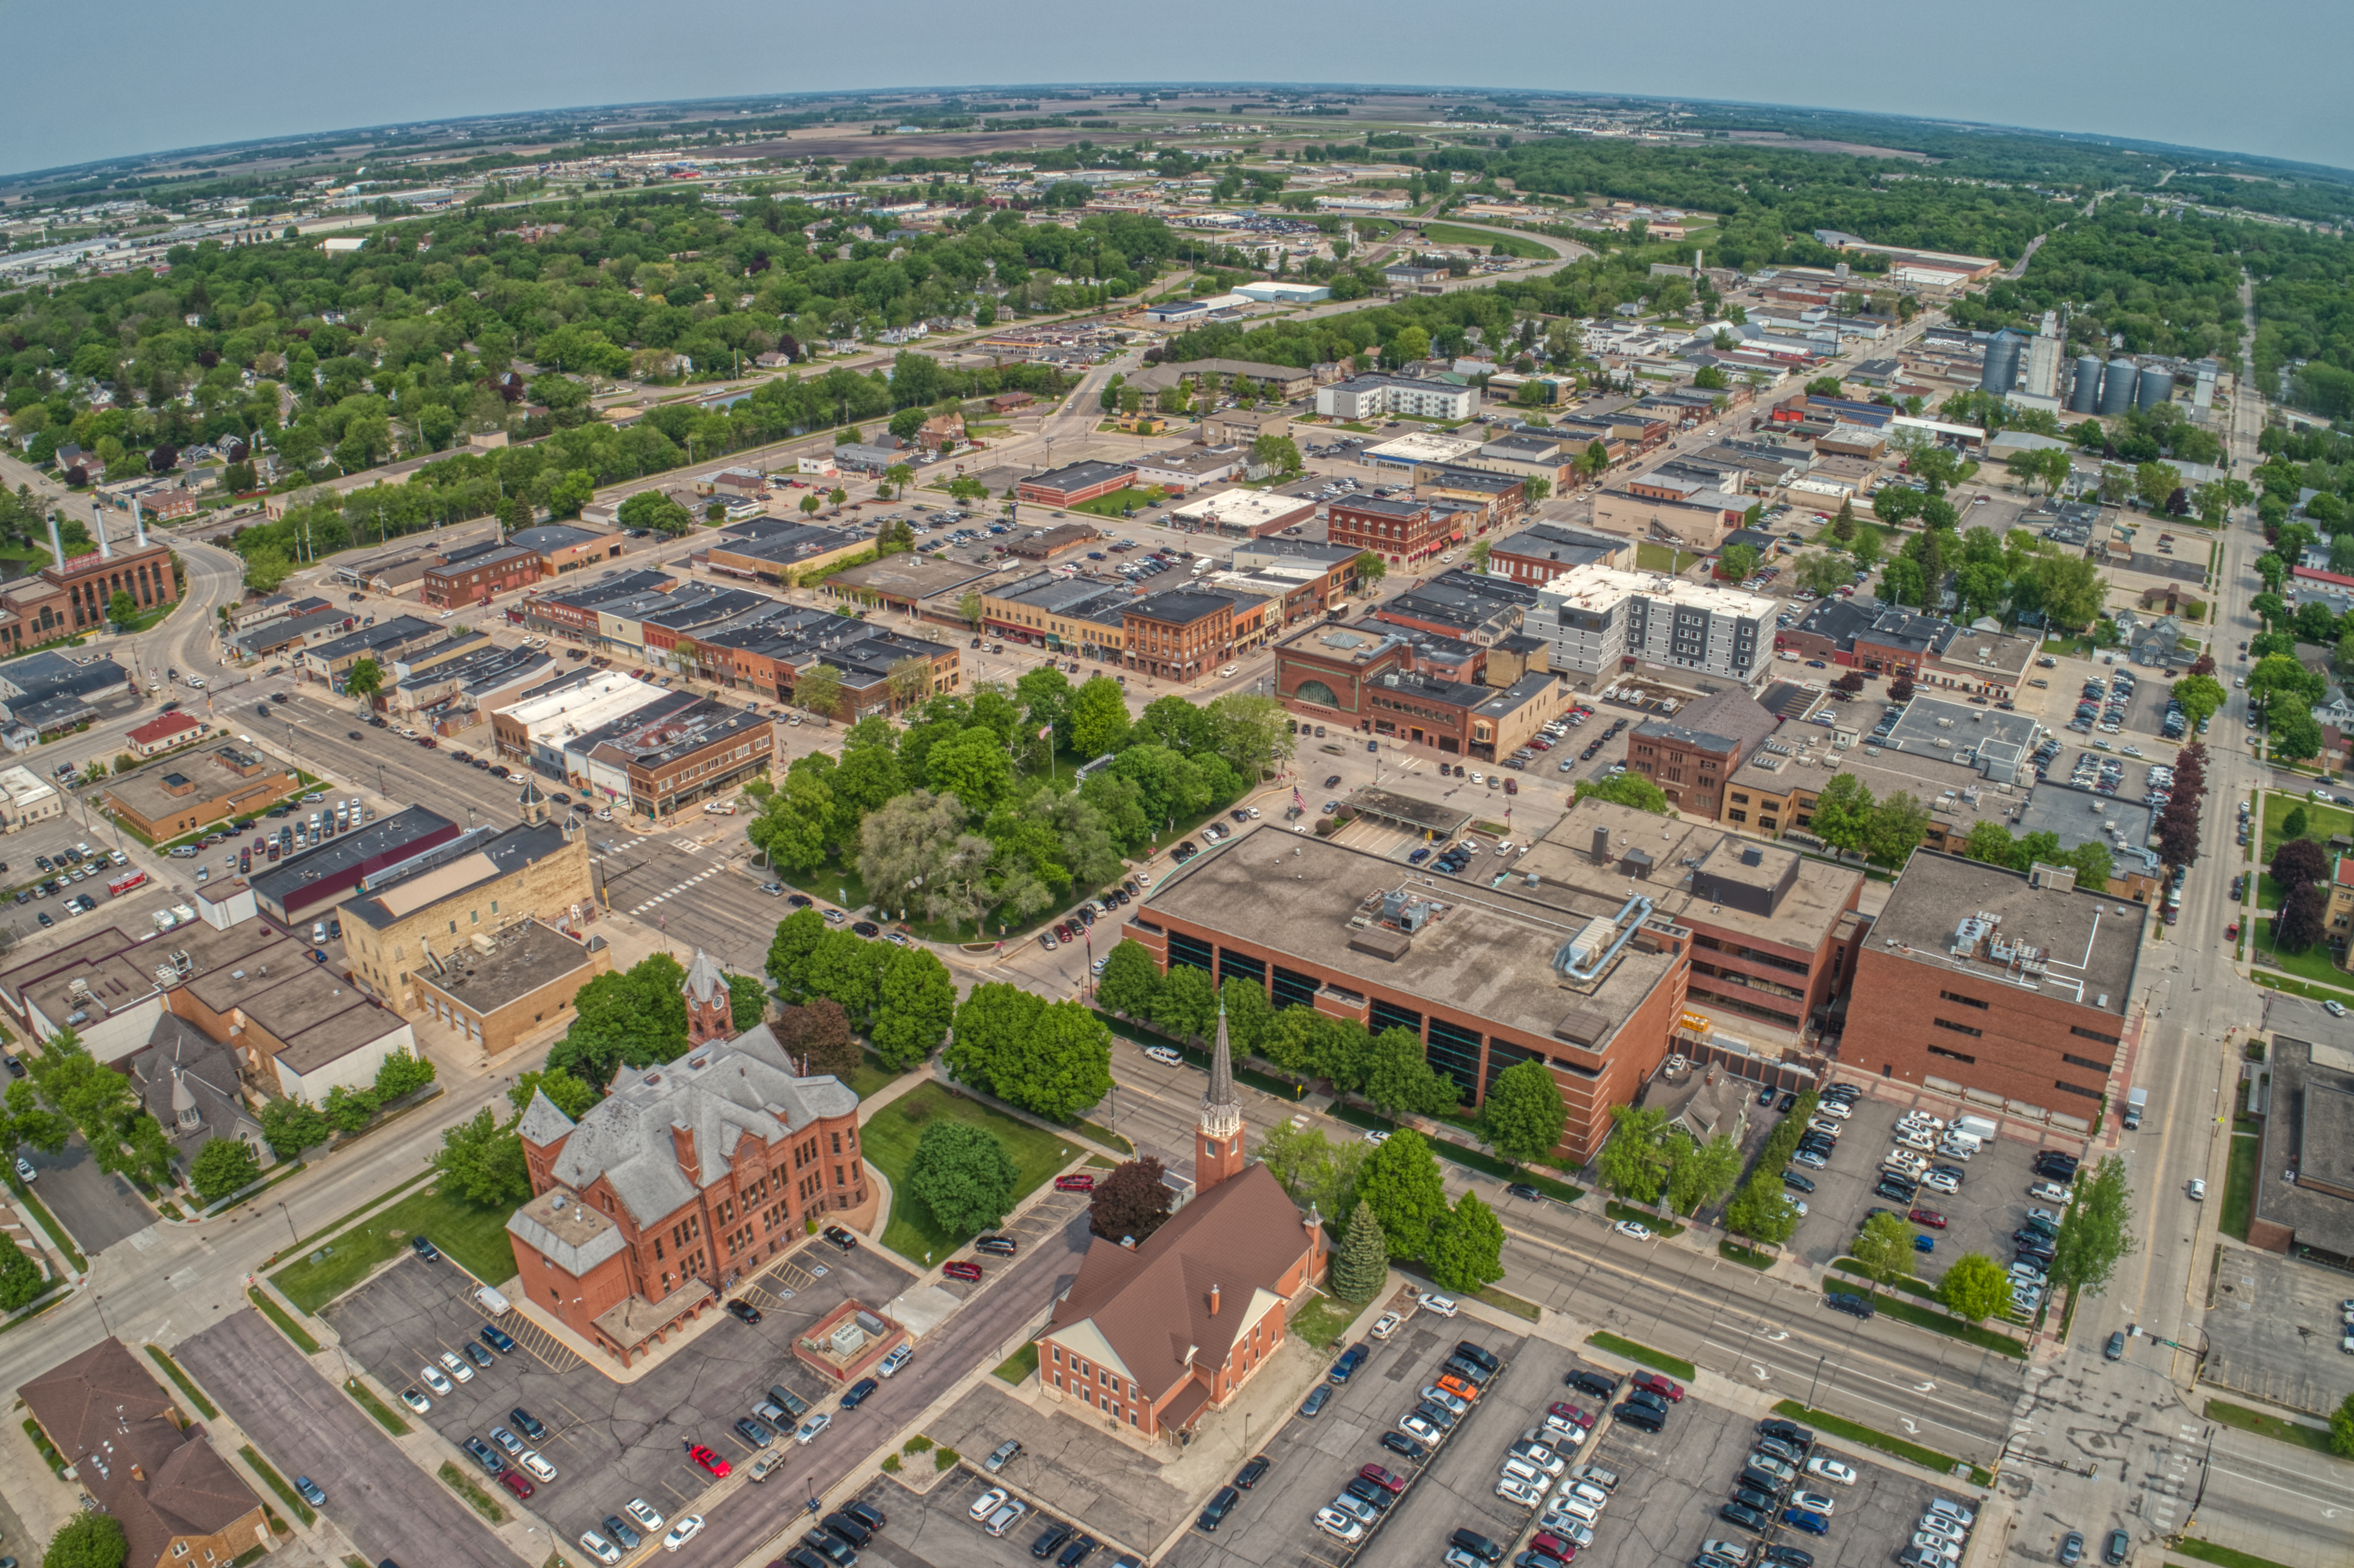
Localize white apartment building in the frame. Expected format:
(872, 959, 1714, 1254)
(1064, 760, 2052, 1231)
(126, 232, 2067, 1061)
(1528, 564, 1776, 683)
(1315, 376, 1480, 422)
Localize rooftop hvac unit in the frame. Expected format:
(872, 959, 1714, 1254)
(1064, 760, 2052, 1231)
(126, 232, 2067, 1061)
(471, 933, 497, 956)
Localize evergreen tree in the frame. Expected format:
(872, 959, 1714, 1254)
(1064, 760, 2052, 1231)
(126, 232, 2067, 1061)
(1330, 1200, 1390, 1303)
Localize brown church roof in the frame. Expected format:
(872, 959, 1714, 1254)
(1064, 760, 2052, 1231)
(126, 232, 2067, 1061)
(1045, 1163, 1315, 1404)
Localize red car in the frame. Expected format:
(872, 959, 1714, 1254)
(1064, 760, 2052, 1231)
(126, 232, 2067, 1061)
(1909, 1208, 1947, 1229)
(1532, 1532, 1576, 1562)
(498, 1470, 535, 1500)
(1357, 1462, 1407, 1493)
(1053, 1173, 1095, 1193)
(687, 1444, 732, 1478)
(1546, 1400, 1595, 1429)
(1630, 1371, 1684, 1403)
(942, 1260, 983, 1282)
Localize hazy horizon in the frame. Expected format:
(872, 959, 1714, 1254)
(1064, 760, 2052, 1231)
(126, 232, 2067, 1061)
(5, 0, 2350, 181)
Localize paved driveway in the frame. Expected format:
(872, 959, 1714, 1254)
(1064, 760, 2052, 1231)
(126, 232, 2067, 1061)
(177, 1309, 525, 1568)
(22, 1134, 153, 1253)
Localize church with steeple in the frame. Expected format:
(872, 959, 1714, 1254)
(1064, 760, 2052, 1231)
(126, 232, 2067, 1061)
(1034, 1003, 1329, 1444)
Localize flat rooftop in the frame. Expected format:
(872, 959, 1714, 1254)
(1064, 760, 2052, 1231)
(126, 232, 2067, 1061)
(1528, 800, 1858, 952)
(1883, 694, 2042, 756)
(1870, 849, 2145, 1018)
(824, 554, 1000, 600)
(103, 746, 290, 820)
(2254, 1024, 2354, 1259)
(248, 805, 457, 907)
(1137, 826, 1686, 1055)
(414, 920, 598, 1015)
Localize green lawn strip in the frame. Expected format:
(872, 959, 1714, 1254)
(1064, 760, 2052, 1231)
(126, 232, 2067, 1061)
(242, 1444, 318, 1527)
(1287, 1293, 1362, 1349)
(1417, 222, 1552, 259)
(846, 1049, 905, 1102)
(862, 1082, 1072, 1263)
(436, 1460, 508, 1524)
(270, 1184, 519, 1313)
(2170, 1541, 2301, 1568)
(1073, 1119, 1134, 1155)
(1719, 1241, 1776, 1270)
(343, 1377, 412, 1436)
(7, 1172, 88, 1271)
(146, 1344, 220, 1419)
(24, 1416, 67, 1477)
(1822, 1266, 2024, 1357)
(1603, 1200, 1685, 1238)
(277, 1171, 441, 1260)
(2201, 1397, 2334, 1455)
(1324, 1098, 1585, 1201)
(1770, 1401, 1988, 1484)
(2220, 1133, 2260, 1242)
(992, 1344, 1039, 1385)
(247, 1288, 323, 1354)
(1586, 1332, 1696, 1381)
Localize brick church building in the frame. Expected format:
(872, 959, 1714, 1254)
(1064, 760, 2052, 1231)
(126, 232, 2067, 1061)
(506, 950, 867, 1365)
(1035, 1004, 1328, 1443)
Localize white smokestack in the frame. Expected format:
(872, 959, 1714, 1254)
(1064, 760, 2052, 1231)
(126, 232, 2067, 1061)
(93, 500, 112, 560)
(46, 511, 65, 572)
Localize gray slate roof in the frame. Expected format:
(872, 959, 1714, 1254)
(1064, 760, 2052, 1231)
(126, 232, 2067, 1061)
(515, 1086, 578, 1146)
(546, 1024, 855, 1226)
(508, 1194, 626, 1277)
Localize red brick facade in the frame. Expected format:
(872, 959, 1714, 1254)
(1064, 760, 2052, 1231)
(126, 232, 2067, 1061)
(1844, 945, 2124, 1110)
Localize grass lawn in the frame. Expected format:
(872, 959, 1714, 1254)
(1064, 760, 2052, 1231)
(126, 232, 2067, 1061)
(861, 1082, 1074, 1264)
(1287, 1293, 1362, 1350)
(1586, 1332, 1696, 1381)
(1604, 1201, 1685, 1238)
(1719, 1241, 1776, 1270)
(992, 1344, 1038, 1385)
(1634, 543, 1699, 574)
(1418, 222, 1552, 259)
(2220, 1132, 2260, 1241)
(242, 1444, 316, 1526)
(2202, 1397, 2333, 1455)
(248, 1289, 322, 1353)
(343, 1378, 412, 1437)
(146, 1345, 219, 1418)
(1770, 1401, 1989, 1486)
(270, 1185, 521, 1313)
(2246, 915, 2354, 993)
(1069, 487, 1166, 519)
(2172, 1541, 2303, 1568)
(847, 1049, 907, 1102)
(2260, 790, 2352, 861)
(7, 1172, 87, 1270)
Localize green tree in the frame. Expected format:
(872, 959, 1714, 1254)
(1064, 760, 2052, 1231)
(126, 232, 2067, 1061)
(1597, 1105, 1674, 1205)
(1363, 1026, 1457, 1118)
(1251, 434, 1303, 476)
(1352, 551, 1387, 588)
(506, 1068, 600, 1121)
(2049, 1154, 2137, 1304)
(1724, 1175, 1798, 1244)
(42, 1511, 128, 1568)
(1480, 1058, 1567, 1168)
(958, 590, 986, 630)
(0, 1232, 45, 1311)
(374, 1048, 436, 1101)
(619, 489, 695, 536)
(1937, 1251, 2011, 1324)
(1865, 791, 1933, 865)
(1718, 542, 1759, 584)
(764, 906, 829, 1004)
(2171, 673, 2225, 730)
(188, 1138, 260, 1204)
(1808, 772, 1876, 855)
(431, 1107, 529, 1207)
(871, 945, 956, 1071)
(1149, 963, 1217, 1042)
(2331, 1391, 2354, 1462)
(258, 1098, 330, 1161)
(1330, 1199, 1391, 1302)
(946, 983, 1111, 1122)
(1093, 940, 1162, 1017)
(1571, 772, 1670, 814)
(749, 767, 833, 875)
(1427, 1190, 1506, 1293)
(794, 662, 846, 722)
(345, 656, 384, 709)
(906, 1118, 1020, 1236)
(1357, 1129, 1449, 1259)
(1067, 676, 1131, 758)
(106, 589, 138, 626)
(551, 953, 690, 1086)
(1850, 1210, 1915, 1290)
(1665, 1132, 1743, 1216)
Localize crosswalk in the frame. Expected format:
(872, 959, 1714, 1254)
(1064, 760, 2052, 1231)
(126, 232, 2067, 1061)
(2146, 1419, 2199, 1535)
(628, 862, 726, 916)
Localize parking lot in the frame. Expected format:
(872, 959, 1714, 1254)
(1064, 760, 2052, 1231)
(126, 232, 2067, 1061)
(18, 1133, 155, 1253)
(1782, 1089, 2069, 1315)
(328, 1237, 916, 1552)
(1566, 1391, 1964, 1568)
(2203, 1244, 2354, 1417)
(1150, 1309, 1540, 1568)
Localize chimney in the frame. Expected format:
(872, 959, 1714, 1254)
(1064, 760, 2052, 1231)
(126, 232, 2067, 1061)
(131, 493, 147, 549)
(1209, 1284, 1221, 1316)
(93, 499, 112, 560)
(669, 1122, 699, 1183)
(130, 1464, 145, 1483)
(46, 510, 66, 572)
(1591, 825, 1611, 864)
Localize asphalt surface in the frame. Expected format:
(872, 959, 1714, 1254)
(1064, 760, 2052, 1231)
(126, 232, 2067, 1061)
(18, 1136, 154, 1253)
(177, 1309, 527, 1568)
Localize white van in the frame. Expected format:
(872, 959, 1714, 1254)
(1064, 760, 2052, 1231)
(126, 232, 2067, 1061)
(703, 800, 737, 815)
(475, 1284, 511, 1317)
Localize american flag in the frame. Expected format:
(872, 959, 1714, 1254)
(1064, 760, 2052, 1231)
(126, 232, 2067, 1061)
(1292, 784, 1304, 813)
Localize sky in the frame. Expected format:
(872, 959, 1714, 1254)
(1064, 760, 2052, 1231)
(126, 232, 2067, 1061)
(5, 0, 2349, 179)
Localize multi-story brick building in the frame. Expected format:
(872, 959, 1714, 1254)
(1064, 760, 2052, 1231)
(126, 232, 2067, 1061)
(341, 820, 596, 1017)
(508, 951, 867, 1364)
(1485, 523, 1629, 587)
(1036, 1008, 1327, 1444)
(1127, 826, 1693, 1161)
(1119, 590, 1241, 683)
(1625, 687, 1782, 819)
(423, 542, 542, 608)
(1844, 850, 2144, 1120)
(1018, 460, 1135, 509)
(0, 510, 182, 656)
(1327, 495, 1446, 568)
